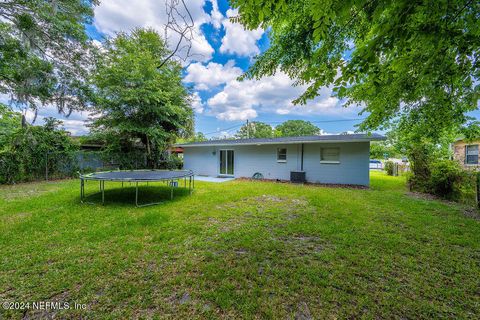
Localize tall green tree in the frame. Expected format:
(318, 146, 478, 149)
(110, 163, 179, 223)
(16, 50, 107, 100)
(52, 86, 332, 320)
(369, 141, 401, 159)
(232, 0, 479, 140)
(276, 120, 320, 137)
(0, 0, 97, 117)
(235, 121, 274, 139)
(0, 103, 21, 148)
(90, 28, 194, 167)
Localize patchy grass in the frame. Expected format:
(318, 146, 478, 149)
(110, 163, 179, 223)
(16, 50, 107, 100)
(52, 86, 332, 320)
(0, 171, 479, 319)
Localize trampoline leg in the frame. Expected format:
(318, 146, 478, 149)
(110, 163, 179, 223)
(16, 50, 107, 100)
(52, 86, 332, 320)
(193, 175, 195, 189)
(101, 180, 105, 205)
(170, 180, 173, 200)
(80, 179, 84, 202)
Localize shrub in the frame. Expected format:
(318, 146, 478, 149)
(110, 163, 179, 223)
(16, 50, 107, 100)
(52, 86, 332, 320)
(0, 151, 20, 184)
(384, 161, 395, 176)
(428, 160, 467, 201)
(0, 121, 79, 184)
(160, 154, 183, 170)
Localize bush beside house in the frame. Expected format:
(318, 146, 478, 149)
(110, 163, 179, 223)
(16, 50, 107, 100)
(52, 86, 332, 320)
(407, 159, 476, 205)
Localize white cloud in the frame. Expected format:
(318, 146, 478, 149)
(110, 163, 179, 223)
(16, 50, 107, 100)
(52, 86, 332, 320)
(190, 92, 204, 114)
(22, 106, 91, 136)
(1, 94, 91, 135)
(219, 9, 264, 57)
(93, 0, 214, 63)
(206, 71, 359, 121)
(184, 60, 242, 90)
(218, 130, 234, 138)
(209, 0, 223, 29)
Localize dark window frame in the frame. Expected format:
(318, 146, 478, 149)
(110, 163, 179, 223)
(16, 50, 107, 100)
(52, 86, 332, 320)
(277, 148, 287, 162)
(465, 144, 479, 165)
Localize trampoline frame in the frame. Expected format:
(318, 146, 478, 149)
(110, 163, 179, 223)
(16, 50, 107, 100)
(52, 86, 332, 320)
(79, 169, 195, 207)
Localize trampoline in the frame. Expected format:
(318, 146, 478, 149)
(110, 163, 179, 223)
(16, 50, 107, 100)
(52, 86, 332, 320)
(79, 169, 194, 207)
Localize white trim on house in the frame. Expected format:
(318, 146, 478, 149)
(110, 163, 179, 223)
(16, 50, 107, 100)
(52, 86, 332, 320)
(176, 133, 386, 148)
(178, 139, 380, 147)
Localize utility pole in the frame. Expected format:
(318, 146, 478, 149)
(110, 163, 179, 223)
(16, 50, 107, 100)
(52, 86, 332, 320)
(246, 119, 249, 139)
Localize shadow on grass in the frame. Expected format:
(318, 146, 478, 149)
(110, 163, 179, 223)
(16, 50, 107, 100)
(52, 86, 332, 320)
(80, 183, 192, 207)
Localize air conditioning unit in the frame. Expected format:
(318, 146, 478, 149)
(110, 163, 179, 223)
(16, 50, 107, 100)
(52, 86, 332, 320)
(290, 171, 306, 183)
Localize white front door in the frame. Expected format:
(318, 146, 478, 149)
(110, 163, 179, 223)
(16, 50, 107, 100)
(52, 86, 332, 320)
(219, 149, 234, 176)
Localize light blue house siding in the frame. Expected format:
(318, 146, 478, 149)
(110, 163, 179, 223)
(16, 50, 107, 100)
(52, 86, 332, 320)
(183, 141, 370, 186)
(303, 142, 369, 185)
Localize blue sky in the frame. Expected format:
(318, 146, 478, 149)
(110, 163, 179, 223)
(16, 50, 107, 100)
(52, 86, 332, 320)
(6, 0, 477, 136)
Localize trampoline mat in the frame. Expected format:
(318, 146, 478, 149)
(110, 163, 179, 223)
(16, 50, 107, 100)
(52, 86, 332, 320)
(81, 170, 193, 181)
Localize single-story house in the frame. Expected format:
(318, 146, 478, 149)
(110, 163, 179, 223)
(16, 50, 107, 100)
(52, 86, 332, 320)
(452, 138, 480, 169)
(176, 133, 386, 186)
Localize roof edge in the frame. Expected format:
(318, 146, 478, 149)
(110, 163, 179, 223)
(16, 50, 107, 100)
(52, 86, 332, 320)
(175, 133, 386, 147)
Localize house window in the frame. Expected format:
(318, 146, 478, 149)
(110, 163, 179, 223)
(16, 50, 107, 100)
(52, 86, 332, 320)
(466, 145, 478, 164)
(277, 148, 287, 162)
(320, 147, 340, 163)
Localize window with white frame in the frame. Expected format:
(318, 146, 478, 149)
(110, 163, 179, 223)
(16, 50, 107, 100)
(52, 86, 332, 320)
(320, 147, 340, 163)
(465, 144, 478, 164)
(277, 148, 287, 162)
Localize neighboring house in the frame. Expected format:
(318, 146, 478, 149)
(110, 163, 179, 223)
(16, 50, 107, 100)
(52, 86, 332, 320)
(453, 138, 480, 169)
(176, 133, 386, 186)
(168, 146, 184, 158)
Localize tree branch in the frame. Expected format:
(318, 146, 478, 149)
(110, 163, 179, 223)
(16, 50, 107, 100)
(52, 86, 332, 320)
(158, 0, 196, 68)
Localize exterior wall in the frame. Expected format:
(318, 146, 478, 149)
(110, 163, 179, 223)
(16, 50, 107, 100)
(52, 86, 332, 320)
(183, 141, 371, 186)
(232, 144, 301, 180)
(183, 146, 218, 176)
(453, 140, 480, 169)
(303, 142, 370, 186)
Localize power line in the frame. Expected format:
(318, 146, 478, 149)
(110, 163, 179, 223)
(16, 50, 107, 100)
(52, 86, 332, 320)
(265, 118, 366, 124)
(203, 123, 243, 135)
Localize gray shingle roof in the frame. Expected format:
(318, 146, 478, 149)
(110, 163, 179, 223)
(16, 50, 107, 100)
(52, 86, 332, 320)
(176, 133, 386, 147)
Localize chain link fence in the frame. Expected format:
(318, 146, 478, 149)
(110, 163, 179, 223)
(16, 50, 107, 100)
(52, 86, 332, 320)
(0, 150, 148, 183)
(45, 151, 150, 180)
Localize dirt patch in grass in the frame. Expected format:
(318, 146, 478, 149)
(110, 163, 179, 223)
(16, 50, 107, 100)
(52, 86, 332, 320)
(406, 191, 447, 202)
(277, 234, 331, 257)
(0, 211, 32, 225)
(22, 288, 75, 320)
(215, 195, 311, 215)
(1, 185, 61, 201)
(407, 191, 480, 220)
(210, 195, 315, 234)
(168, 292, 192, 306)
(463, 207, 480, 220)
(294, 301, 313, 320)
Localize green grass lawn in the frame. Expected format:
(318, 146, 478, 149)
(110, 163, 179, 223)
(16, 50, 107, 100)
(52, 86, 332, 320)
(0, 172, 479, 319)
